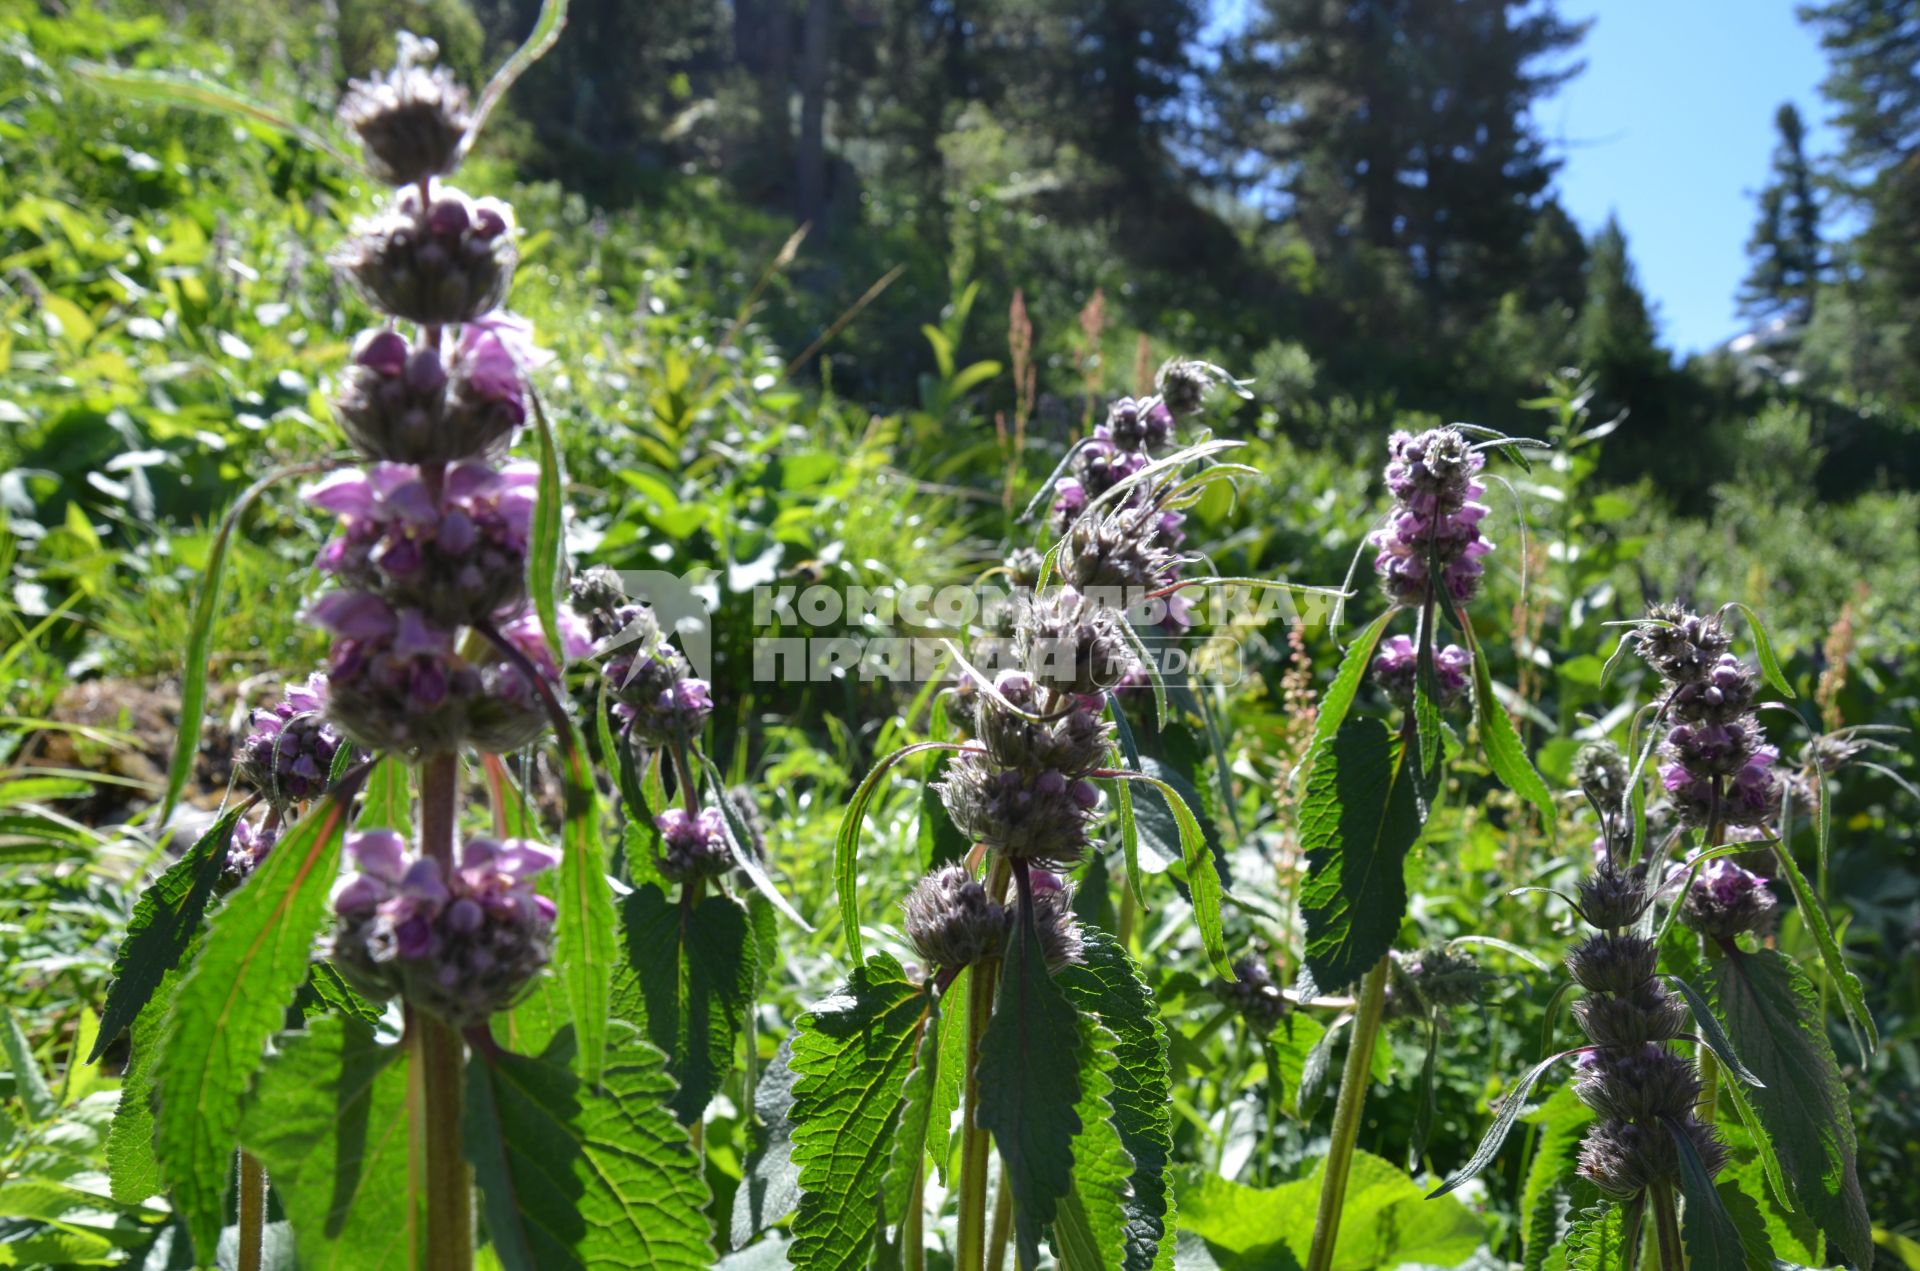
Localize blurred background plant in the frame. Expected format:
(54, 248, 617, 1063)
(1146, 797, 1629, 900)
(2, 0, 1917, 1264)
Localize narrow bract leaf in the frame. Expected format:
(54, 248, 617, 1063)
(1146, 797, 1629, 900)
(835, 742, 959, 962)
(1728, 603, 1794, 699)
(1661, 974, 1761, 1086)
(90, 806, 244, 1062)
(238, 1017, 411, 1270)
(697, 750, 811, 929)
(2, 1008, 55, 1121)
(617, 884, 757, 1125)
(1297, 609, 1395, 788)
(553, 709, 616, 1084)
(1710, 948, 1872, 1267)
(1429, 1049, 1580, 1198)
(1462, 615, 1558, 837)
(1768, 838, 1876, 1052)
(527, 392, 567, 664)
(788, 955, 928, 1271)
(152, 788, 354, 1262)
(72, 64, 354, 165)
(928, 967, 971, 1185)
(466, 1027, 712, 1270)
(1113, 771, 1231, 977)
(1298, 719, 1421, 993)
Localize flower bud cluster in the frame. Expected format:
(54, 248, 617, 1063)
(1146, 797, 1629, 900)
(937, 669, 1111, 867)
(1370, 634, 1471, 710)
(1048, 395, 1175, 538)
(331, 830, 558, 1028)
(235, 674, 341, 808)
(1212, 956, 1290, 1032)
(1635, 606, 1780, 829)
(1011, 588, 1135, 698)
(566, 568, 715, 748)
(1562, 855, 1726, 1200)
(305, 48, 579, 761)
(1384, 944, 1491, 1019)
(225, 814, 280, 880)
(1669, 852, 1776, 942)
(904, 865, 1013, 971)
(1370, 427, 1493, 607)
(653, 806, 733, 883)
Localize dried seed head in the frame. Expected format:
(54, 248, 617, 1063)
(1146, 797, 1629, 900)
(935, 749, 1102, 866)
(1059, 503, 1185, 597)
(1154, 356, 1231, 417)
(1571, 983, 1689, 1048)
(1572, 1044, 1702, 1122)
(338, 36, 472, 188)
(903, 865, 1012, 971)
(1397, 944, 1491, 1011)
(1213, 956, 1290, 1032)
(1566, 933, 1659, 995)
(1576, 861, 1652, 931)
(1576, 1114, 1725, 1200)
(1634, 604, 1732, 686)
(333, 185, 517, 327)
(1012, 589, 1135, 698)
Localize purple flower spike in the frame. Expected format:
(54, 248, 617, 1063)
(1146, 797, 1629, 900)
(235, 673, 342, 807)
(1370, 427, 1493, 608)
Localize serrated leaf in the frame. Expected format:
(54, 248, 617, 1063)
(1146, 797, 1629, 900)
(1462, 615, 1557, 837)
(1299, 610, 1395, 787)
(978, 887, 1085, 1269)
(91, 805, 245, 1061)
(1519, 1086, 1596, 1271)
(928, 966, 971, 1185)
(1052, 1025, 1131, 1271)
(1562, 1201, 1630, 1271)
(731, 1038, 801, 1249)
(1768, 838, 1877, 1052)
(549, 688, 617, 1088)
(1115, 771, 1232, 978)
(1298, 718, 1421, 993)
(152, 789, 354, 1262)
(1430, 1049, 1579, 1198)
(617, 884, 757, 1124)
(466, 1026, 713, 1269)
(1057, 932, 1172, 1271)
(879, 999, 940, 1232)
(106, 972, 168, 1206)
(237, 1017, 410, 1269)
(1719, 1120, 1820, 1264)
(1672, 1119, 1751, 1271)
(1710, 947, 1872, 1266)
(527, 392, 567, 665)
(789, 954, 929, 1271)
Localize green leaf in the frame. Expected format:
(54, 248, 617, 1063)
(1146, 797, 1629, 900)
(617, 884, 757, 1124)
(928, 966, 971, 1186)
(1727, 603, 1795, 699)
(1710, 947, 1872, 1266)
(1562, 1202, 1631, 1271)
(71, 63, 353, 165)
(1768, 838, 1877, 1052)
(91, 805, 245, 1061)
(1113, 617, 1169, 729)
(879, 996, 941, 1230)
(107, 970, 174, 1205)
(1718, 1075, 1792, 1225)
(1057, 932, 1172, 1271)
(788, 954, 929, 1271)
(1719, 1119, 1820, 1264)
(2, 1007, 55, 1121)
(1461, 614, 1558, 837)
(1671, 1119, 1752, 1271)
(466, 1026, 713, 1269)
(154, 462, 334, 825)
(1051, 1026, 1131, 1271)
(1298, 610, 1395, 787)
(527, 391, 568, 664)
(731, 1038, 801, 1249)
(354, 757, 410, 830)
(1298, 718, 1422, 993)
(238, 1017, 411, 1270)
(1114, 771, 1232, 978)
(835, 743, 958, 963)
(152, 788, 354, 1262)
(977, 888, 1086, 1268)
(463, 0, 571, 159)
(553, 709, 616, 1084)
(1519, 1086, 1596, 1271)
(1414, 614, 1443, 778)
(1430, 1049, 1579, 1198)
(1264, 1010, 1329, 1118)
(1177, 1149, 1482, 1269)
(1661, 974, 1762, 1087)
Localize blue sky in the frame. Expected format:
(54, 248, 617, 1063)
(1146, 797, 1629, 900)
(1542, 0, 1833, 352)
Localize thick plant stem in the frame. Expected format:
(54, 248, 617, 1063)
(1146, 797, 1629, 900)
(985, 1172, 1012, 1271)
(903, 1159, 925, 1271)
(956, 856, 1012, 1271)
(1650, 1182, 1685, 1270)
(1304, 953, 1391, 1271)
(414, 754, 473, 1270)
(236, 1150, 267, 1271)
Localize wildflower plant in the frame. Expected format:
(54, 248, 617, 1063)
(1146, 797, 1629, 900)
(1430, 603, 1875, 1269)
(804, 361, 1340, 1271)
(80, 14, 752, 1268)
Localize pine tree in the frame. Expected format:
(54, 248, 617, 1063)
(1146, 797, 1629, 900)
(1738, 103, 1825, 324)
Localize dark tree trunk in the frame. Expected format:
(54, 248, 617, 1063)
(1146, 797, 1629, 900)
(795, 0, 834, 223)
